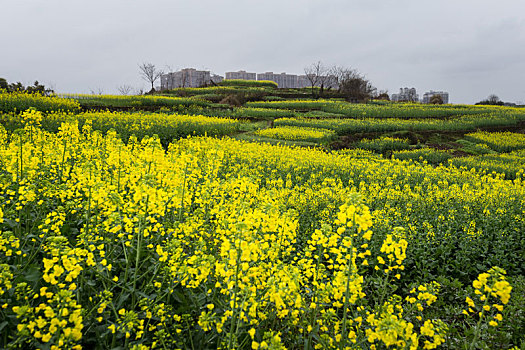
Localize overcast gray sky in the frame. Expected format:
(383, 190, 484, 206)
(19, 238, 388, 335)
(1, 0, 524, 104)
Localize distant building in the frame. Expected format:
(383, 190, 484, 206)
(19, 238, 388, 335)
(392, 88, 419, 102)
(254, 72, 337, 89)
(297, 75, 311, 88)
(162, 67, 339, 89)
(225, 70, 256, 80)
(296, 74, 338, 89)
(160, 68, 223, 89)
(422, 91, 449, 104)
(320, 75, 338, 90)
(256, 72, 299, 88)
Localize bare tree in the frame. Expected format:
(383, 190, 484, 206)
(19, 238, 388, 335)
(209, 72, 221, 86)
(117, 85, 134, 95)
(374, 89, 390, 101)
(304, 61, 327, 98)
(487, 94, 501, 104)
(139, 62, 163, 92)
(476, 94, 503, 106)
(89, 88, 104, 95)
(325, 66, 344, 90)
(330, 66, 358, 92)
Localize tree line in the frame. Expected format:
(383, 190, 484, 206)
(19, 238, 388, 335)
(303, 61, 388, 102)
(0, 78, 54, 96)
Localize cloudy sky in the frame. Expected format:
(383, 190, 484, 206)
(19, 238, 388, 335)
(2, 0, 524, 103)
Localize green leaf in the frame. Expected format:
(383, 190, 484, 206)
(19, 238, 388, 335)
(25, 266, 41, 282)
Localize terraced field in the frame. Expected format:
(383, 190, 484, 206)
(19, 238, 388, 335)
(1, 88, 525, 349)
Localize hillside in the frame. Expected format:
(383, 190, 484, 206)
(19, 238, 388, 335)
(1, 86, 525, 349)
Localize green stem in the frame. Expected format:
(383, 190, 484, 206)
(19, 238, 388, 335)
(132, 196, 148, 306)
(19, 133, 23, 182)
(378, 260, 392, 308)
(60, 136, 68, 183)
(305, 246, 322, 350)
(467, 297, 489, 350)
(117, 145, 121, 193)
(85, 185, 92, 237)
(228, 235, 242, 350)
(339, 260, 354, 350)
(178, 163, 189, 222)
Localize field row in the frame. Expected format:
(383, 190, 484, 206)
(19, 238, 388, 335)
(5, 92, 523, 121)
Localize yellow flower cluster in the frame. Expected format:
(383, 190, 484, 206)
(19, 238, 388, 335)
(375, 229, 407, 279)
(0, 263, 13, 296)
(365, 299, 447, 350)
(13, 288, 83, 348)
(20, 108, 43, 127)
(406, 282, 440, 312)
(366, 300, 419, 350)
(463, 267, 512, 328)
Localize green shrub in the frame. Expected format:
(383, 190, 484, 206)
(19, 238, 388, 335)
(393, 148, 454, 165)
(355, 136, 411, 152)
(219, 79, 278, 88)
(457, 139, 496, 155)
(254, 126, 336, 143)
(263, 96, 286, 101)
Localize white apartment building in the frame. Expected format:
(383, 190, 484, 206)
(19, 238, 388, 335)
(296, 75, 311, 88)
(160, 68, 223, 89)
(392, 87, 419, 102)
(299, 75, 339, 89)
(225, 70, 256, 80)
(161, 67, 338, 89)
(256, 72, 299, 88)
(422, 91, 449, 104)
